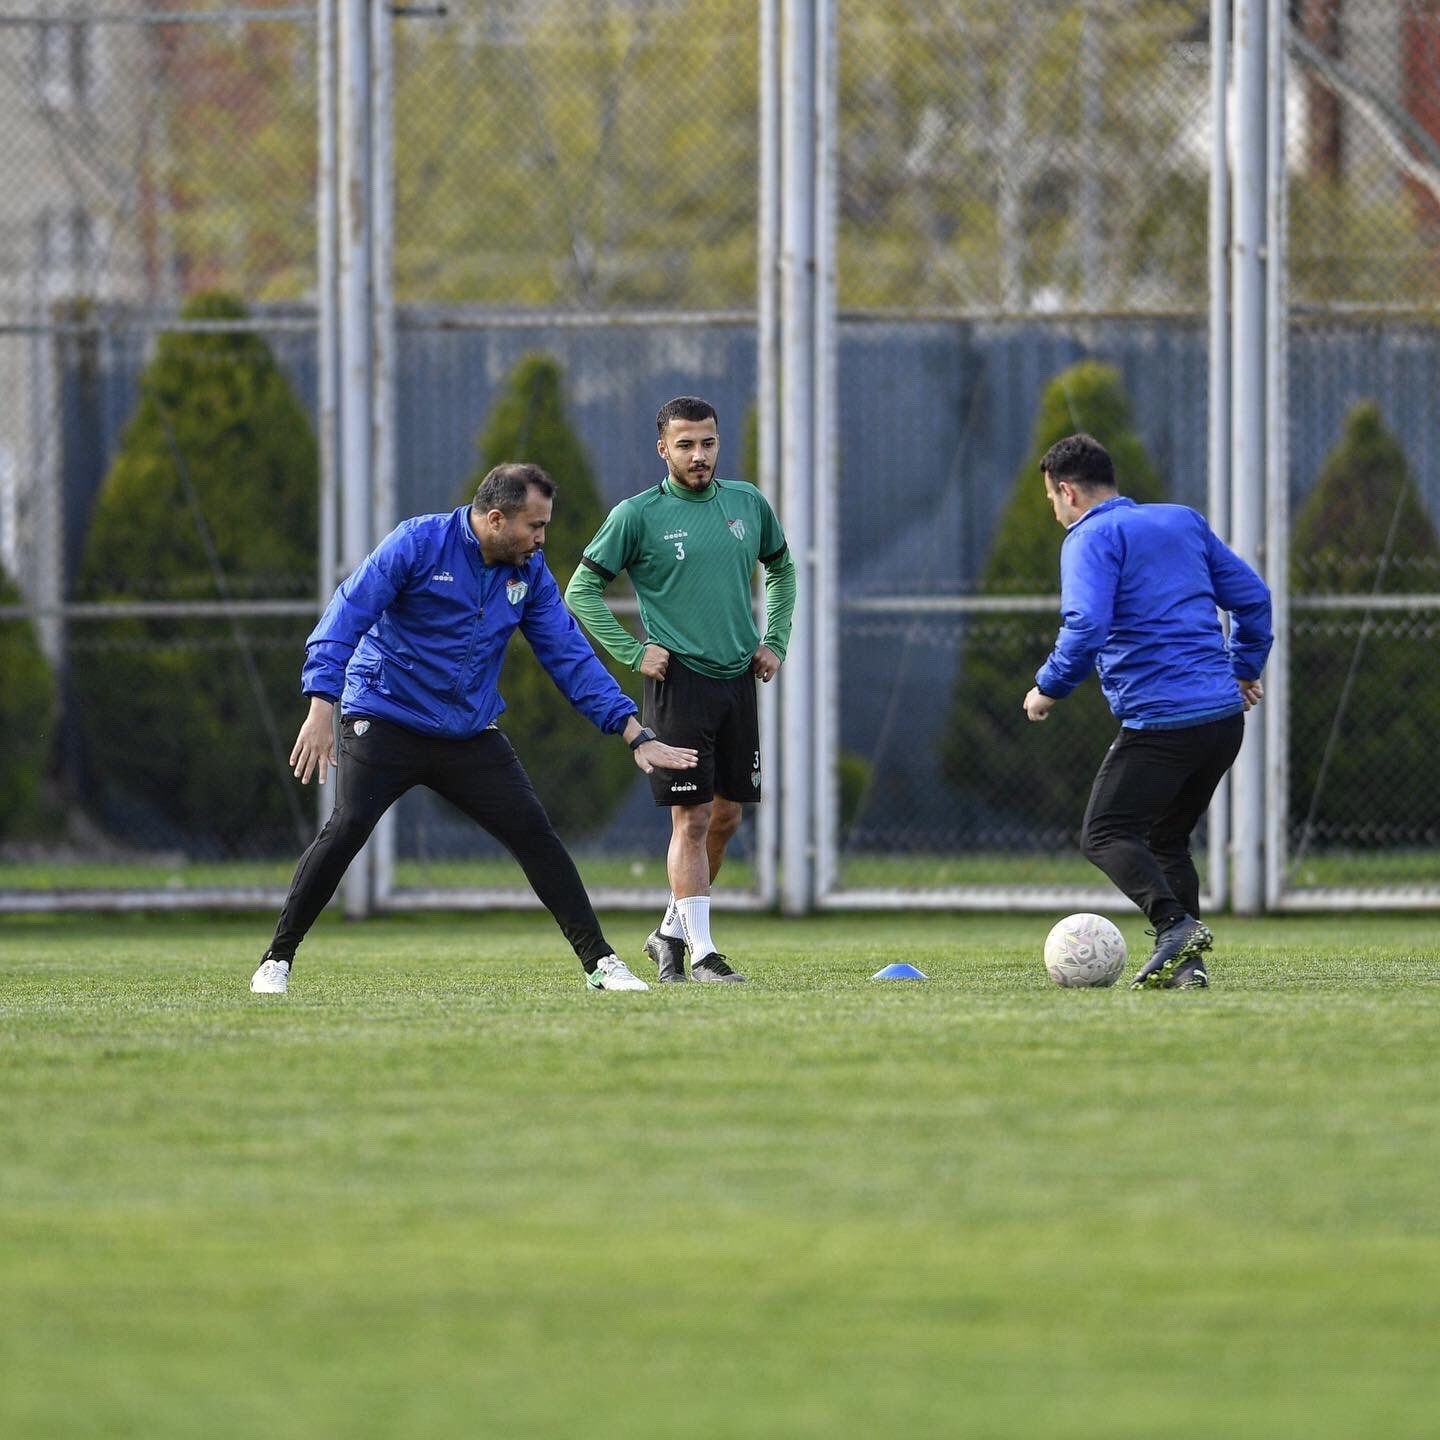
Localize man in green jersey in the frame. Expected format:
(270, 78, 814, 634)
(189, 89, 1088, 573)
(565, 397, 797, 983)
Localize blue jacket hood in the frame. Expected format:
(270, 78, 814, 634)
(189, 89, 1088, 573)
(1035, 497, 1273, 728)
(302, 507, 637, 738)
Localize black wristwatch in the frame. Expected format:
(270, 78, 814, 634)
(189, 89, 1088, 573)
(628, 726, 657, 751)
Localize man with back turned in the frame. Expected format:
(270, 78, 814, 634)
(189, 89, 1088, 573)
(1023, 433, 1273, 990)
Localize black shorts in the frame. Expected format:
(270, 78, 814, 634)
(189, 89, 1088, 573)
(644, 657, 761, 807)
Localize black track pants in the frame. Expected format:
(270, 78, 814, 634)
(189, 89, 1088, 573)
(268, 715, 612, 969)
(1079, 713, 1245, 928)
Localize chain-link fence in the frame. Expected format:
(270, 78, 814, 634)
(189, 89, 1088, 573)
(1280, 0, 1440, 900)
(829, 0, 1218, 904)
(0, 0, 773, 911)
(4, 1, 1438, 914)
(823, 0, 1440, 909)
(377, 0, 770, 909)
(0, 2, 320, 904)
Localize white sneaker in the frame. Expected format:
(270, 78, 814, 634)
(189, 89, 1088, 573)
(250, 956, 291, 994)
(587, 954, 650, 992)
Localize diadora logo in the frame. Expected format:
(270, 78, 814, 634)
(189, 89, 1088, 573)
(432, 571, 455, 583)
(505, 579, 529, 606)
(670, 782, 699, 793)
(663, 529, 688, 542)
(727, 518, 747, 541)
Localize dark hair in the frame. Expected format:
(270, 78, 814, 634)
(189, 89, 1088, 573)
(656, 396, 718, 436)
(1038, 433, 1116, 492)
(472, 462, 555, 515)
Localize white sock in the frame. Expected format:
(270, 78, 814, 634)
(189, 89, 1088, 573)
(659, 892, 686, 940)
(675, 896, 716, 961)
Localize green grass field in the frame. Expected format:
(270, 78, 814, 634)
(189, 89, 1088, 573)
(2, 911, 1437, 1439)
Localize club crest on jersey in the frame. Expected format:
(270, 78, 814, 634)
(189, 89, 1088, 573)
(727, 518, 747, 541)
(505, 579, 528, 606)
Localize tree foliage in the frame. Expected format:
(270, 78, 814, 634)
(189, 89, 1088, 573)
(940, 363, 1165, 838)
(74, 291, 318, 853)
(459, 355, 637, 838)
(150, 2, 1440, 315)
(1289, 402, 1440, 846)
(837, 1, 1214, 310)
(394, 0, 758, 307)
(0, 568, 58, 840)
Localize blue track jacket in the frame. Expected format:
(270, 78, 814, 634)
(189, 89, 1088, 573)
(302, 507, 638, 739)
(1035, 497, 1273, 729)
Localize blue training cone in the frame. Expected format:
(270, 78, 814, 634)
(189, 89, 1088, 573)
(872, 962, 928, 981)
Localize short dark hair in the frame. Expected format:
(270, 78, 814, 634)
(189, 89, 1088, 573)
(656, 396, 718, 436)
(1038, 433, 1116, 492)
(472, 463, 555, 516)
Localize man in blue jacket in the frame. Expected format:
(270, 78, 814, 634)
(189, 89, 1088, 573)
(249, 463, 697, 996)
(1022, 434, 1273, 990)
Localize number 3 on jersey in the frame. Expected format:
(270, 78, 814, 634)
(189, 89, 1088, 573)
(673, 541, 685, 561)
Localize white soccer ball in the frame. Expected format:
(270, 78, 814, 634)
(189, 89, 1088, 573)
(1043, 912, 1128, 989)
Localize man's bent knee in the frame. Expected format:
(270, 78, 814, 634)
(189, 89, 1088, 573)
(1081, 822, 1123, 864)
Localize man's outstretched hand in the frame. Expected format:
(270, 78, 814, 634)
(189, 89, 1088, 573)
(631, 738, 699, 775)
(291, 697, 338, 785)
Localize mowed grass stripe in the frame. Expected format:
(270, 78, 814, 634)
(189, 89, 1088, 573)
(1, 912, 1437, 1438)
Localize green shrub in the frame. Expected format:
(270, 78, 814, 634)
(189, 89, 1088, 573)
(74, 291, 317, 853)
(837, 750, 872, 841)
(0, 568, 58, 839)
(1289, 402, 1440, 847)
(461, 355, 637, 838)
(940, 362, 1165, 837)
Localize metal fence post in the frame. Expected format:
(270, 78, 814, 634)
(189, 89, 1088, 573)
(1264, 0, 1289, 910)
(317, 0, 340, 843)
(369, 0, 397, 908)
(1231, 0, 1268, 915)
(780, 0, 816, 915)
(813, 0, 838, 901)
(1207, 0, 1231, 913)
(757, 0, 781, 909)
(338, 0, 373, 919)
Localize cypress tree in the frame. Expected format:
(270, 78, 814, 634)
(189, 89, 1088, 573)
(461, 355, 636, 837)
(1290, 402, 1440, 849)
(0, 568, 58, 839)
(74, 291, 317, 853)
(940, 362, 1165, 839)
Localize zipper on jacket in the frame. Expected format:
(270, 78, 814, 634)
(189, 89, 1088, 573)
(442, 565, 499, 729)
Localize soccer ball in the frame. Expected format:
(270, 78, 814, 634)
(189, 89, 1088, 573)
(1043, 912, 1127, 988)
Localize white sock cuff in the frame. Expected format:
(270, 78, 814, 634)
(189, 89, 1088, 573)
(675, 895, 715, 961)
(659, 892, 686, 939)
